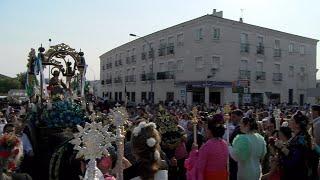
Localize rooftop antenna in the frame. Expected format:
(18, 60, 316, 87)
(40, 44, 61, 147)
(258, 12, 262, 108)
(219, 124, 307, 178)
(240, 9, 244, 22)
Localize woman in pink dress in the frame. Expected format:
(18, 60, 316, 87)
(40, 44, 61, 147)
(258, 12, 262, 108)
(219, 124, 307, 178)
(185, 114, 228, 180)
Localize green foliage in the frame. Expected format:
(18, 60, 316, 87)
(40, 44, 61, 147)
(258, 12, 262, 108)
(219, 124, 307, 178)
(0, 77, 20, 94)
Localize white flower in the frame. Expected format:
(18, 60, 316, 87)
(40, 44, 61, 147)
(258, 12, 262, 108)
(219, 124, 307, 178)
(146, 122, 157, 129)
(132, 126, 142, 136)
(154, 150, 160, 160)
(147, 137, 157, 147)
(139, 121, 146, 128)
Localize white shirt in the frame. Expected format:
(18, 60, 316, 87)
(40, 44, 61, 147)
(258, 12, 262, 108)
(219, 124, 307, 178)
(130, 170, 168, 180)
(223, 123, 235, 141)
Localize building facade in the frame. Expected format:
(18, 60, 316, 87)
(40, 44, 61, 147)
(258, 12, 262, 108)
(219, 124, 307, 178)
(100, 12, 318, 106)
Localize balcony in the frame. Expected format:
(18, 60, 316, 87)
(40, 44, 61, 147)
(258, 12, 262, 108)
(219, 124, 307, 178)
(158, 45, 166, 56)
(140, 73, 155, 81)
(105, 79, 112, 84)
(240, 43, 250, 53)
(257, 45, 264, 55)
(157, 71, 175, 80)
(167, 43, 174, 55)
(106, 63, 112, 69)
(125, 75, 136, 82)
(239, 70, 251, 79)
(114, 77, 123, 83)
(126, 57, 130, 64)
(131, 55, 136, 63)
(256, 71, 266, 80)
(274, 49, 281, 57)
(141, 52, 147, 60)
(273, 73, 282, 81)
(148, 49, 154, 59)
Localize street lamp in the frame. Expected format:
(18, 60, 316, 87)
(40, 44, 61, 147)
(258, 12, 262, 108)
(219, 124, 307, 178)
(129, 33, 154, 104)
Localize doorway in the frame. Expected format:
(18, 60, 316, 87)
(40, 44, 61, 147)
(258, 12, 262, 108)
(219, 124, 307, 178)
(192, 88, 205, 104)
(210, 92, 221, 105)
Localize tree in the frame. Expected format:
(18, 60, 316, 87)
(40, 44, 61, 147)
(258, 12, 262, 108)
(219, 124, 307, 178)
(0, 77, 20, 95)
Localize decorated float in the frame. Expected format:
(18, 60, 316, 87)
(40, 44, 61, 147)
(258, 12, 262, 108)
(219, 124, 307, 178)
(23, 43, 129, 180)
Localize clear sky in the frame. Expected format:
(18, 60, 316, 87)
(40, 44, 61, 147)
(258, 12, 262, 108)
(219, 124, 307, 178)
(0, 0, 319, 80)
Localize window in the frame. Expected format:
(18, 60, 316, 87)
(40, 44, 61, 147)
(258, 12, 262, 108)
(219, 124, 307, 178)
(289, 66, 294, 76)
(275, 40, 280, 49)
(213, 27, 220, 40)
(119, 53, 122, 60)
(257, 36, 263, 46)
(131, 92, 136, 102)
(149, 64, 152, 72)
(160, 39, 166, 45)
(168, 61, 175, 71)
(126, 69, 130, 76)
(177, 60, 184, 71)
(274, 64, 280, 73)
(300, 45, 305, 55)
(257, 62, 263, 72)
(119, 92, 122, 101)
(240, 33, 248, 44)
(212, 56, 221, 69)
(195, 57, 204, 69)
(159, 63, 165, 72)
(168, 36, 174, 44)
(115, 92, 118, 101)
(141, 65, 145, 74)
(141, 92, 147, 102)
(300, 67, 305, 75)
(142, 44, 146, 52)
(115, 54, 118, 60)
(240, 60, 248, 70)
(132, 67, 135, 75)
(289, 43, 294, 53)
(127, 50, 130, 57)
(132, 48, 135, 55)
(177, 33, 184, 46)
(195, 28, 203, 40)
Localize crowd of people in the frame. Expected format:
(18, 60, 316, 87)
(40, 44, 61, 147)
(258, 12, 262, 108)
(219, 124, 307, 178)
(1, 99, 320, 180)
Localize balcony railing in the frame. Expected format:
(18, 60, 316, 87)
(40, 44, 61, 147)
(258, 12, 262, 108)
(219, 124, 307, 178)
(158, 45, 166, 56)
(106, 63, 112, 69)
(157, 71, 175, 80)
(141, 52, 147, 60)
(131, 55, 136, 63)
(257, 45, 264, 55)
(148, 49, 154, 59)
(240, 43, 250, 53)
(167, 43, 174, 55)
(105, 79, 112, 84)
(126, 57, 130, 64)
(256, 71, 266, 80)
(140, 73, 155, 81)
(239, 70, 251, 79)
(274, 49, 281, 57)
(125, 75, 136, 82)
(114, 77, 123, 83)
(273, 73, 282, 81)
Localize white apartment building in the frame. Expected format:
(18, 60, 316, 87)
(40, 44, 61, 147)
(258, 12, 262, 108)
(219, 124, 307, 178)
(100, 11, 318, 106)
